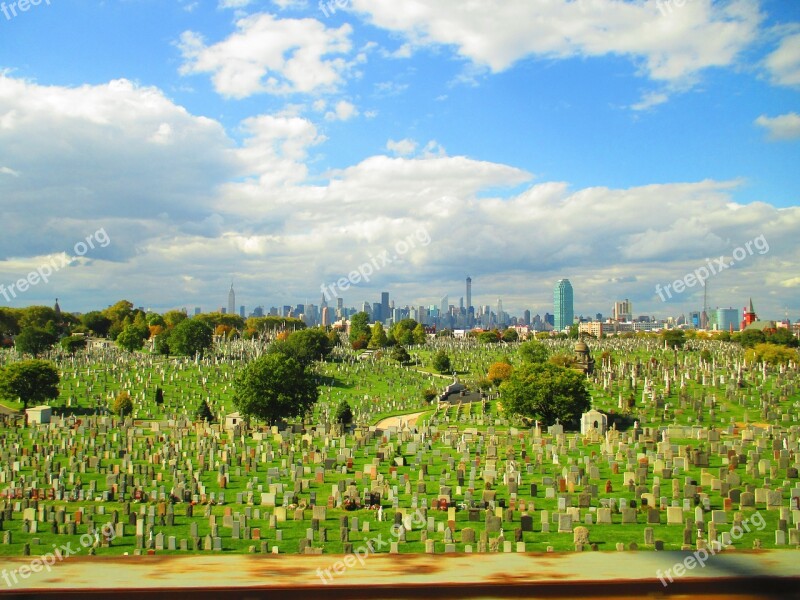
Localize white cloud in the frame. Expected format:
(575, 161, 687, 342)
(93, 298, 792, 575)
(324, 100, 359, 121)
(755, 112, 800, 141)
(764, 32, 800, 87)
(630, 91, 669, 111)
(351, 0, 762, 87)
(386, 138, 417, 157)
(178, 14, 354, 98)
(218, 0, 253, 8)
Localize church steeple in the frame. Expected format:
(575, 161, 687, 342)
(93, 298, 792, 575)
(54, 298, 61, 317)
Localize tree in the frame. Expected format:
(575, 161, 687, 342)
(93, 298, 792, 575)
(14, 327, 57, 356)
(280, 327, 332, 365)
(349, 312, 370, 349)
(163, 310, 188, 329)
(391, 345, 411, 365)
(501, 328, 519, 343)
(154, 386, 164, 406)
(549, 354, 578, 368)
(423, 387, 438, 403)
(113, 391, 133, 417)
(745, 343, 798, 366)
(390, 319, 418, 346)
(0, 307, 20, 336)
(519, 340, 549, 364)
(487, 361, 514, 386)
(661, 329, 686, 349)
(78, 311, 111, 337)
(60, 335, 87, 354)
(736, 328, 765, 348)
(478, 331, 500, 344)
(432, 350, 451, 374)
(168, 319, 213, 357)
(368, 322, 388, 349)
(195, 399, 214, 422)
(0, 360, 60, 408)
(500, 362, 591, 426)
(116, 324, 148, 352)
(153, 332, 171, 355)
(334, 400, 353, 425)
(413, 323, 427, 345)
(766, 328, 799, 348)
(233, 353, 319, 426)
(18, 306, 58, 330)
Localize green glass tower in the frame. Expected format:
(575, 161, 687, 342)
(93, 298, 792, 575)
(553, 279, 574, 332)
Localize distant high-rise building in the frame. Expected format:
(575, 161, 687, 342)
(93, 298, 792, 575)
(466, 276, 472, 311)
(523, 309, 531, 326)
(321, 306, 330, 327)
(381, 292, 390, 323)
(239, 305, 245, 319)
(194, 307, 201, 316)
(553, 279, 574, 332)
(613, 299, 632, 322)
(227, 283, 236, 316)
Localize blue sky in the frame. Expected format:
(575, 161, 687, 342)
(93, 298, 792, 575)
(0, 0, 798, 322)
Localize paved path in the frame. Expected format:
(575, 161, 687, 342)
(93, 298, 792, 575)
(374, 410, 427, 430)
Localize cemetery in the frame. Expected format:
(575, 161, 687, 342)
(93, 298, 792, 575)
(0, 334, 798, 577)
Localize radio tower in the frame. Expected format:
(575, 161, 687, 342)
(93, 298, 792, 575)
(701, 280, 709, 329)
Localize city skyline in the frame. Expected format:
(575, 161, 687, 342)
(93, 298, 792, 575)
(0, 2, 798, 320)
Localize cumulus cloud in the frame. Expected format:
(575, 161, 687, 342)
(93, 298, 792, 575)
(0, 73, 797, 318)
(324, 100, 359, 121)
(755, 112, 800, 141)
(178, 13, 354, 98)
(764, 32, 800, 87)
(350, 0, 762, 88)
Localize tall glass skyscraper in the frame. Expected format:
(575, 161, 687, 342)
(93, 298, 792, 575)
(553, 279, 574, 332)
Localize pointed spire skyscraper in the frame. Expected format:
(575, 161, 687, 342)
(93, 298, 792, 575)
(228, 283, 235, 316)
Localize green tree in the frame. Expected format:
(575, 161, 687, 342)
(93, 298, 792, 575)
(0, 308, 21, 336)
(154, 386, 164, 406)
(368, 322, 388, 349)
(766, 328, 799, 348)
(60, 335, 87, 354)
(147, 313, 167, 328)
(549, 354, 578, 368)
(391, 345, 411, 365)
(113, 391, 133, 417)
(80, 311, 112, 337)
(432, 350, 451, 374)
(14, 326, 57, 356)
(349, 312, 370, 349)
(745, 343, 797, 366)
(501, 328, 519, 343)
(195, 399, 214, 422)
(233, 353, 319, 426)
(567, 324, 580, 340)
(500, 362, 591, 426)
(390, 319, 418, 346)
(737, 328, 765, 348)
(168, 319, 213, 357)
(423, 387, 438, 403)
(412, 323, 427, 345)
(153, 332, 171, 355)
(18, 306, 58, 330)
(478, 330, 500, 344)
(0, 360, 60, 408)
(436, 329, 453, 338)
(163, 310, 189, 329)
(334, 400, 353, 425)
(519, 340, 549, 364)
(280, 327, 332, 365)
(661, 329, 686, 349)
(116, 323, 148, 352)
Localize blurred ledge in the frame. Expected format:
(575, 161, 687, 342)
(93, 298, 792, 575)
(0, 550, 798, 599)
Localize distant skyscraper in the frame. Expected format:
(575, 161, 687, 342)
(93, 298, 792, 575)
(717, 307, 739, 333)
(381, 292, 389, 323)
(553, 279, 574, 332)
(440, 295, 448, 316)
(613, 299, 632, 322)
(239, 305, 245, 319)
(227, 283, 235, 317)
(466, 276, 472, 311)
